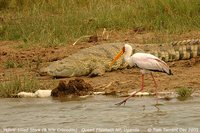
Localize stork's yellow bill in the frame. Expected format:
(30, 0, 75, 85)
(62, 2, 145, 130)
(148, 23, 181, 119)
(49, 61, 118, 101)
(109, 47, 125, 67)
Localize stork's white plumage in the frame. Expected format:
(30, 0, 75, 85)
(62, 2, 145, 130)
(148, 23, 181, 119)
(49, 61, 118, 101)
(110, 44, 173, 105)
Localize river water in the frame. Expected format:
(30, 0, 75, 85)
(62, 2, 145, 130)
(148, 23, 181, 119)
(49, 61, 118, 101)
(0, 96, 200, 133)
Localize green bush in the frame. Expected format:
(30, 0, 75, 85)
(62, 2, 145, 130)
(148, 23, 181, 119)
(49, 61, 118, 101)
(176, 87, 193, 101)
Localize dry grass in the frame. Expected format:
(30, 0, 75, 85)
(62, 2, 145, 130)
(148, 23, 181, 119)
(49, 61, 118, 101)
(0, 75, 41, 98)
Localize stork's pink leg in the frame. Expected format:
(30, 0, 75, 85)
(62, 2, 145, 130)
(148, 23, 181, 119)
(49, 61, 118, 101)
(115, 74, 144, 106)
(150, 73, 158, 104)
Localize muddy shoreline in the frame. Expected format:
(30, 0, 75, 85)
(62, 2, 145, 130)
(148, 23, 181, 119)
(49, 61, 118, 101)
(0, 32, 200, 98)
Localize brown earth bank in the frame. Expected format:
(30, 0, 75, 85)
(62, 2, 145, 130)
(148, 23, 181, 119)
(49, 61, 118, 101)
(0, 31, 200, 96)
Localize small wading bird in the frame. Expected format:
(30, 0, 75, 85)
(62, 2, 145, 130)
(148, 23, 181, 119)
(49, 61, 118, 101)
(109, 44, 173, 106)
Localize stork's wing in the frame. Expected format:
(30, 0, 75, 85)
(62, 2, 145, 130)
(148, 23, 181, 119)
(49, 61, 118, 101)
(135, 57, 171, 75)
(150, 58, 171, 74)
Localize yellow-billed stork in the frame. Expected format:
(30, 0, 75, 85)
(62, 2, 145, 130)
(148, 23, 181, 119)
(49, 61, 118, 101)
(109, 44, 173, 106)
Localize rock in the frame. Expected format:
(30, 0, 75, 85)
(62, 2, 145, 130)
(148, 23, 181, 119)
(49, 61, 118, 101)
(93, 92, 105, 95)
(35, 90, 52, 98)
(88, 35, 98, 43)
(17, 92, 37, 98)
(51, 78, 93, 97)
(17, 90, 52, 98)
(129, 91, 150, 96)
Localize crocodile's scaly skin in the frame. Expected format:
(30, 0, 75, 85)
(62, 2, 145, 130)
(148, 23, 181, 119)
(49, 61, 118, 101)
(40, 39, 200, 77)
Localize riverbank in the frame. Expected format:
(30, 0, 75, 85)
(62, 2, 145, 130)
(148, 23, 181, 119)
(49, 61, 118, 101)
(0, 0, 200, 97)
(0, 31, 200, 98)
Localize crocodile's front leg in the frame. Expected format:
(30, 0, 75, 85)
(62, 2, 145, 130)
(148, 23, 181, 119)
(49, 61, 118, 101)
(88, 65, 106, 77)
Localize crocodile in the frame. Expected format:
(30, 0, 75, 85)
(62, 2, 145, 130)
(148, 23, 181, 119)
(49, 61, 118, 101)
(40, 39, 200, 77)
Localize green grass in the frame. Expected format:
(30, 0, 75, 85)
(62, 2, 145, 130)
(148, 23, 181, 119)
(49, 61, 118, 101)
(176, 87, 193, 101)
(4, 59, 16, 68)
(0, 0, 200, 46)
(0, 76, 40, 98)
(4, 59, 24, 69)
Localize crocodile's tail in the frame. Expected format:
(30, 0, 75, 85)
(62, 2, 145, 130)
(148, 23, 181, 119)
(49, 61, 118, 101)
(146, 39, 200, 62)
